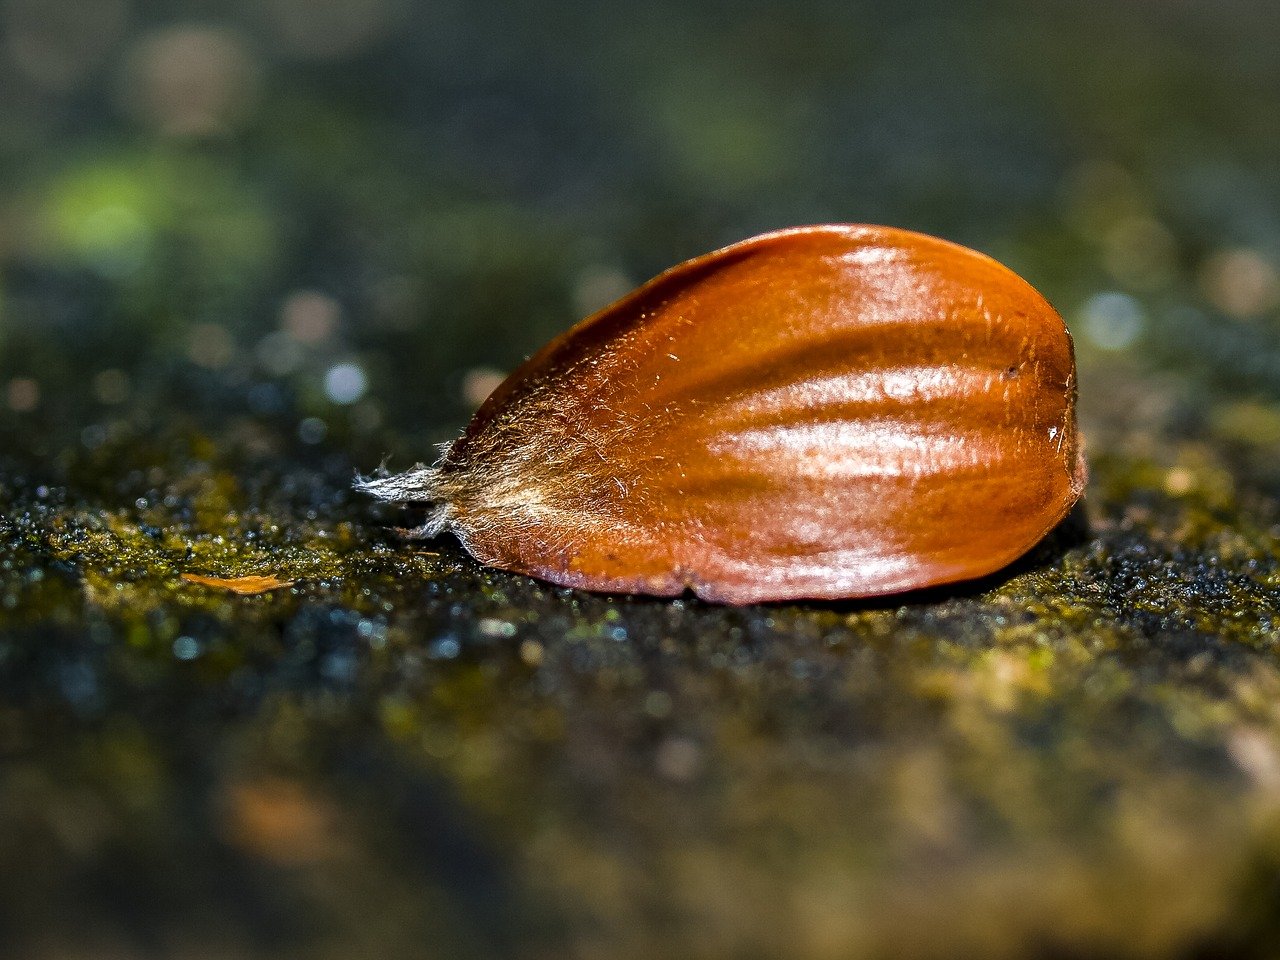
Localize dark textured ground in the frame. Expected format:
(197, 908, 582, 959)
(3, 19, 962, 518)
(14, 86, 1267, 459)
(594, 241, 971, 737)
(5, 1, 1280, 957)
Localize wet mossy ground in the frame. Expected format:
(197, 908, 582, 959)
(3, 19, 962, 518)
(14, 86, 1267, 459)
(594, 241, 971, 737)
(7, 360, 1280, 959)
(7, 1, 1280, 957)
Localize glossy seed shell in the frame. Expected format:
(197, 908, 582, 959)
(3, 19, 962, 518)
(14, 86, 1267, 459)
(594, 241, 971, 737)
(358, 224, 1085, 604)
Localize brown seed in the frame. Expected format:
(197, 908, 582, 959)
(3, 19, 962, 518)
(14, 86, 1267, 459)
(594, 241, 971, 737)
(358, 224, 1085, 604)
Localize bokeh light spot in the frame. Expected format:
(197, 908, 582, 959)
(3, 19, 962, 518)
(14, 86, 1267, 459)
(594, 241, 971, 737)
(5, 377, 39, 412)
(461, 366, 506, 408)
(188, 324, 235, 369)
(120, 25, 260, 137)
(282, 291, 341, 344)
(1080, 291, 1145, 352)
(1199, 248, 1280, 318)
(323, 363, 367, 405)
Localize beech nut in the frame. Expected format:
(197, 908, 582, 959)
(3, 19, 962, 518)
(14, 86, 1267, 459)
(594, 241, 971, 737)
(358, 224, 1086, 604)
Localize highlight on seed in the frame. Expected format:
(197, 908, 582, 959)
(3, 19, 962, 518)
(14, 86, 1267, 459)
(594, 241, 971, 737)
(357, 224, 1085, 604)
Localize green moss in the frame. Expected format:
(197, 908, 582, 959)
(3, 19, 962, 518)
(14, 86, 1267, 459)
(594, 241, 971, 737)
(4, 4, 1280, 955)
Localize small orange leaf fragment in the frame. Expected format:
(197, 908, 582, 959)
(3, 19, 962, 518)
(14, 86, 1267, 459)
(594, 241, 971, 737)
(220, 778, 343, 865)
(180, 573, 296, 595)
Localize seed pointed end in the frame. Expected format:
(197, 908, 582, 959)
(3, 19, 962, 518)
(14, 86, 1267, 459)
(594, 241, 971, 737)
(353, 462, 444, 502)
(354, 463, 457, 540)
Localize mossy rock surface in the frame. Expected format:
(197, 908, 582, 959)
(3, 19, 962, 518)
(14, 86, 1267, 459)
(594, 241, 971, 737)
(5, 1, 1280, 957)
(4, 360, 1280, 960)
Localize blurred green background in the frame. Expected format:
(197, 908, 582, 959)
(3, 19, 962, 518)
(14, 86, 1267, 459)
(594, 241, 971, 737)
(6, 2, 1280, 959)
(5, 0, 1280, 458)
